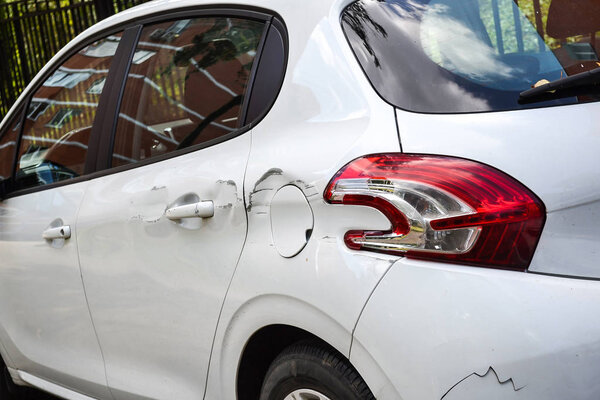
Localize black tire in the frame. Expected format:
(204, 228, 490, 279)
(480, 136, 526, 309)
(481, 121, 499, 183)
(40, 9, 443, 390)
(259, 340, 375, 400)
(0, 361, 21, 400)
(0, 359, 54, 400)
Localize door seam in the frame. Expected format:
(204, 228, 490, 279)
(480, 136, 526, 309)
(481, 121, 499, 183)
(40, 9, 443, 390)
(201, 130, 253, 399)
(74, 182, 116, 400)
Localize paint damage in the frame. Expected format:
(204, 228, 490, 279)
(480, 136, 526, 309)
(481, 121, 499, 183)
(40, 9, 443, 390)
(247, 168, 283, 212)
(441, 366, 524, 400)
(247, 169, 321, 212)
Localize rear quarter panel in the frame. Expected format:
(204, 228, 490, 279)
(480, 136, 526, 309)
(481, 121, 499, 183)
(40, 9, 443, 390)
(396, 103, 600, 278)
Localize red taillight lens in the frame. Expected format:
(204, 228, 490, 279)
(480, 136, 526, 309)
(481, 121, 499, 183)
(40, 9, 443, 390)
(324, 154, 546, 269)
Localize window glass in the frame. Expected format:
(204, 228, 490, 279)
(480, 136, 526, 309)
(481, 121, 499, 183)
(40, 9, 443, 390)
(15, 34, 121, 190)
(111, 17, 265, 167)
(0, 108, 23, 180)
(342, 0, 600, 113)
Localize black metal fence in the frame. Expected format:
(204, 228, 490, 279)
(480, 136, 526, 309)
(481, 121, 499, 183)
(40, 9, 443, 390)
(0, 0, 150, 118)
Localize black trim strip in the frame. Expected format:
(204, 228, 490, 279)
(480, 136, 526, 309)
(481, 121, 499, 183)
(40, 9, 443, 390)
(125, 8, 272, 27)
(239, 19, 272, 128)
(528, 270, 600, 282)
(245, 17, 288, 128)
(10, 103, 28, 186)
(86, 25, 142, 175)
(94, 25, 142, 172)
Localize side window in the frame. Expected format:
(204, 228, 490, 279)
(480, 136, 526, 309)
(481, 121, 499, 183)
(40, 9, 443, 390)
(14, 34, 122, 191)
(0, 107, 23, 180)
(111, 17, 265, 167)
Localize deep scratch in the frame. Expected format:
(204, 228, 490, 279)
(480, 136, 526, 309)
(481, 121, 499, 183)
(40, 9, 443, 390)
(253, 168, 283, 190)
(440, 366, 524, 399)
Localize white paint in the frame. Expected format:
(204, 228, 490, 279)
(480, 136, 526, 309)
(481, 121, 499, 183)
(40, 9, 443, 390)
(0, 181, 112, 399)
(76, 135, 250, 400)
(0, 0, 598, 399)
(270, 185, 314, 257)
(353, 259, 600, 399)
(18, 370, 98, 400)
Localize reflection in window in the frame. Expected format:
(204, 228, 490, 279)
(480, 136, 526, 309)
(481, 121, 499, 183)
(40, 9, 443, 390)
(564, 43, 597, 60)
(111, 17, 265, 167)
(420, 0, 564, 91)
(81, 37, 120, 58)
(342, 0, 600, 112)
(132, 50, 156, 64)
(27, 101, 49, 120)
(150, 19, 192, 42)
(15, 33, 122, 190)
(45, 108, 83, 129)
(44, 68, 93, 89)
(87, 77, 106, 94)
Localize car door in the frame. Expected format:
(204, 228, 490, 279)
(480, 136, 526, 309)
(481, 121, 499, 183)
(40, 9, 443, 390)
(0, 32, 126, 399)
(75, 13, 268, 400)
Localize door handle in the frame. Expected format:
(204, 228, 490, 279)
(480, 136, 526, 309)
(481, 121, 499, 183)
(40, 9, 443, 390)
(42, 225, 71, 240)
(165, 201, 214, 220)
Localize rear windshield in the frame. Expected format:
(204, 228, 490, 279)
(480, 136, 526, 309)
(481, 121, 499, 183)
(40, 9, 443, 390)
(342, 0, 600, 113)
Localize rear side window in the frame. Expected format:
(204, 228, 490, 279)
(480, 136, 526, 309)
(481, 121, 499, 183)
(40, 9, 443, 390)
(111, 17, 265, 167)
(14, 34, 121, 190)
(342, 0, 600, 113)
(0, 107, 23, 180)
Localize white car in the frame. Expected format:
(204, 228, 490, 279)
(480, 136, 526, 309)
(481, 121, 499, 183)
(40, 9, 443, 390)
(0, 0, 599, 399)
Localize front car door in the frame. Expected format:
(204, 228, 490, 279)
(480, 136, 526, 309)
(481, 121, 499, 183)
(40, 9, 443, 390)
(0, 32, 126, 398)
(75, 13, 268, 399)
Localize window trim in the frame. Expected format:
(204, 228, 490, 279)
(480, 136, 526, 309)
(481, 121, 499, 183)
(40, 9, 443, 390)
(238, 20, 272, 129)
(89, 24, 142, 174)
(94, 8, 287, 177)
(2, 6, 288, 200)
(244, 17, 289, 128)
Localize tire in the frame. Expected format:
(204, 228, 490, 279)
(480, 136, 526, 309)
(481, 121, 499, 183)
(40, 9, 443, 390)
(259, 340, 375, 400)
(0, 362, 21, 400)
(0, 359, 51, 400)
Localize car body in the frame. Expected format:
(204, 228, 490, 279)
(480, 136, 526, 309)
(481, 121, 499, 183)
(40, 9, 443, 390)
(0, 0, 599, 399)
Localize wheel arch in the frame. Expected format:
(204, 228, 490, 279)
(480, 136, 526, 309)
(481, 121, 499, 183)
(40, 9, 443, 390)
(236, 324, 327, 400)
(208, 294, 355, 399)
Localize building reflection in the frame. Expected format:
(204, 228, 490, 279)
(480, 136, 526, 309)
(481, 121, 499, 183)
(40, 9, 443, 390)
(15, 35, 122, 187)
(111, 17, 263, 167)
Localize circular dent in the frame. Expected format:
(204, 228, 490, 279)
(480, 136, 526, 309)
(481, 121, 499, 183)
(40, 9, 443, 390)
(270, 185, 314, 258)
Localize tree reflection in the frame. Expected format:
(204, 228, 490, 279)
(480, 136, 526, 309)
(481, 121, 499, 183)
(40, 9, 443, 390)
(163, 19, 257, 82)
(158, 19, 259, 145)
(342, 1, 388, 67)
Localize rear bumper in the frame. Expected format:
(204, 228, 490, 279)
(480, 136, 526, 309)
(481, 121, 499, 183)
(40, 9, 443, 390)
(352, 259, 600, 400)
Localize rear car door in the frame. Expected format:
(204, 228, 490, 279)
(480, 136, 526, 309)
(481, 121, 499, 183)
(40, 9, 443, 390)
(0, 32, 126, 398)
(75, 12, 268, 399)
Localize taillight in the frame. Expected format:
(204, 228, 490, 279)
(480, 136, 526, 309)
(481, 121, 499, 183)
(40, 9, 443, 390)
(324, 154, 545, 269)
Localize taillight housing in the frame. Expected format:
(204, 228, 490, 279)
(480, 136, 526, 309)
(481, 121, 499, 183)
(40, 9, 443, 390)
(324, 154, 546, 270)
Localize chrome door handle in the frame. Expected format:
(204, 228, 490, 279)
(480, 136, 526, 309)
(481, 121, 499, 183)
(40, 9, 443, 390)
(165, 201, 214, 220)
(43, 225, 71, 240)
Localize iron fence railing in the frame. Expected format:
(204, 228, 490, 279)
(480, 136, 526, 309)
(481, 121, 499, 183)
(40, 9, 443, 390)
(0, 0, 150, 119)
